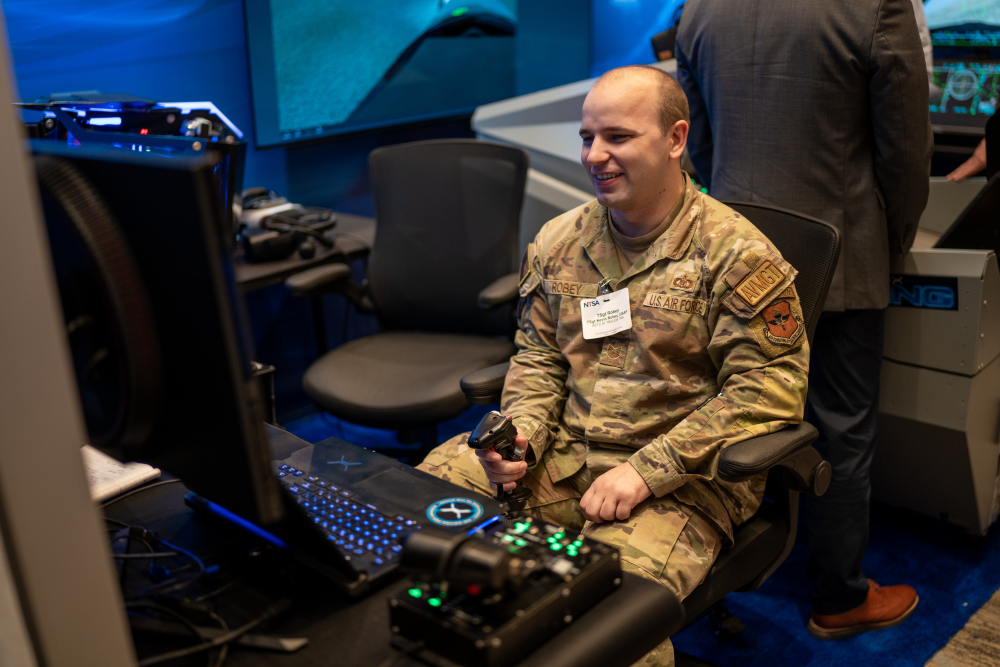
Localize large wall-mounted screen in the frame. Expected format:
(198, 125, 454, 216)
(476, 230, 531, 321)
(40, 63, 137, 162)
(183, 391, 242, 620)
(244, 0, 517, 148)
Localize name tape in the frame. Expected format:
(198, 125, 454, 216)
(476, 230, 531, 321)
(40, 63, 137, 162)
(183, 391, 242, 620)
(644, 293, 709, 316)
(545, 280, 599, 298)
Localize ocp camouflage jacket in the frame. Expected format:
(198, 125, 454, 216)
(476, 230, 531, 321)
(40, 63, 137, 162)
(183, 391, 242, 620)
(502, 177, 810, 545)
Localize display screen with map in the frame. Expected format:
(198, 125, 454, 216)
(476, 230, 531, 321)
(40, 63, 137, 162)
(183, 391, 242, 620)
(244, 0, 517, 147)
(925, 0, 1000, 131)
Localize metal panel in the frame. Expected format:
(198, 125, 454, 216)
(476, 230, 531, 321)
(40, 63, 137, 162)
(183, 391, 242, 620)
(875, 356, 1000, 533)
(918, 177, 986, 234)
(880, 359, 972, 431)
(884, 249, 998, 375)
(0, 12, 136, 667)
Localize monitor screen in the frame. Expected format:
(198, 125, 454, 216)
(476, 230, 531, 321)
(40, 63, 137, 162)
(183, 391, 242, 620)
(930, 59, 1000, 130)
(244, 0, 517, 148)
(927, 0, 1000, 46)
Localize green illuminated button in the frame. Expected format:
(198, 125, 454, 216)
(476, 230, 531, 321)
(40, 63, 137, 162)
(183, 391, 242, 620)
(572, 540, 583, 546)
(408, 588, 422, 598)
(515, 539, 527, 546)
(550, 543, 562, 551)
(504, 534, 515, 541)
(547, 536, 557, 543)
(452, 7, 469, 17)
(428, 597, 442, 607)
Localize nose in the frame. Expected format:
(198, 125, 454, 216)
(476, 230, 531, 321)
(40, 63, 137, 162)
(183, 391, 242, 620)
(584, 137, 611, 170)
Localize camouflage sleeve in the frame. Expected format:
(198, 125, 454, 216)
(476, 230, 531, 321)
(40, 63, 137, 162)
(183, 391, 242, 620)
(629, 242, 811, 498)
(500, 241, 570, 466)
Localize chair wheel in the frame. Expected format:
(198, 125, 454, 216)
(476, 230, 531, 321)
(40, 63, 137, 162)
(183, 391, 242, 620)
(709, 603, 746, 642)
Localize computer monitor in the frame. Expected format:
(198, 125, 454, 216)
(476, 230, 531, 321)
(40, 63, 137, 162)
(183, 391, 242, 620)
(34, 140, 283, 528)
(927, 0, 1000, 132)
(243, 0, 518, 147)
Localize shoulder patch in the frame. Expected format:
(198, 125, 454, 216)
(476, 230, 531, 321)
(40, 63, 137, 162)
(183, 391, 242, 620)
(733, 259, 785, 307)
(721, 252, 798, 319)
(749, 286, 805, 358)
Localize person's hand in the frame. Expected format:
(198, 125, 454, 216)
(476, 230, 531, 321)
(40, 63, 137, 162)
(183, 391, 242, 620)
(947, 139, 987, 181)
(580, 462, 652, 523)
(474, 426, 530, 492)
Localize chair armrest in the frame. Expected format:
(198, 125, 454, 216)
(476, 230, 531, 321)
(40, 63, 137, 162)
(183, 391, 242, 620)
(477, 272, 520, 309)
(718, 422, 831, 496)
(460, 361, 511, 405)
(284, 263, 374, 313)
(284, 263, 351, 297)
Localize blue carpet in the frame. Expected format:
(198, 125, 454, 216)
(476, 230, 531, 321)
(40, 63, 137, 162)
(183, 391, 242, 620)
(674, 502, 1000, 666)
(283, 409, 1000, 665)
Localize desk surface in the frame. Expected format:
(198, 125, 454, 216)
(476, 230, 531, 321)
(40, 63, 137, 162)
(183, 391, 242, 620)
(235, 213, 376, 293)
(106, 428, 681, 667)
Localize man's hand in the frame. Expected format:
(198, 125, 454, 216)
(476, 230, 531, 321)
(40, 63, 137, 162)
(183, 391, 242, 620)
(580, 462, 652, 523)
(474, 426, 530, 492)
(947, 138, 986, 181)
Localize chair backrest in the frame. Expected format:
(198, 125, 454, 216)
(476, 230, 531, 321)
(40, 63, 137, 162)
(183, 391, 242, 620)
(723, 202, 841, 344)
(368, 139, 529, 336)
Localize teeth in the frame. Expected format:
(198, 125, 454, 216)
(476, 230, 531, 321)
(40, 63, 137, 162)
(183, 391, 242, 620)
(596, 173, 621, 181)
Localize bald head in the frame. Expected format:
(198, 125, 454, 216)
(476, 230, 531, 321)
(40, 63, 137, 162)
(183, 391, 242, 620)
(593, 65, 690, 136)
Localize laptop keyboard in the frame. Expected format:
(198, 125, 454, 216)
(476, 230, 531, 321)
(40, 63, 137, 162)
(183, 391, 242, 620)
(276, 463, 422, 574)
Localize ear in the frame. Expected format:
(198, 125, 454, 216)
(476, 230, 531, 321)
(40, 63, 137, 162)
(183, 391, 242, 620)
(667, 120, 689, 160)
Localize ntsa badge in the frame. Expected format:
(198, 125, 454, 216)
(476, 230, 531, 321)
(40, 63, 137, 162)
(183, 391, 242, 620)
(762, 300, 803, 346)
(734, 260, 785, 306)
(580, 288, 632, 339)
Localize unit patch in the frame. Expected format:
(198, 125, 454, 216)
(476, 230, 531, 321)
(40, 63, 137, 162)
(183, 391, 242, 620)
(734, 260, 785, 306)
(670, 271, 699, 292)
(749, 287, 805, 358)
(644, 292, 709, 317)
(544, 280, 598, 298)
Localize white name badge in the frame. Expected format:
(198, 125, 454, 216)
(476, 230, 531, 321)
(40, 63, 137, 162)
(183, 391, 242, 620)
(580, 288, 633, 339)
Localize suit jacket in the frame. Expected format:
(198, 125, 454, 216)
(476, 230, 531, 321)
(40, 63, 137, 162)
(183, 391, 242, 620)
(676, 0, 933, 311)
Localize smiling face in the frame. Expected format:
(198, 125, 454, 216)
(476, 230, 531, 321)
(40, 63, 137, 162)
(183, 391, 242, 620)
(580, 71, 688, 220)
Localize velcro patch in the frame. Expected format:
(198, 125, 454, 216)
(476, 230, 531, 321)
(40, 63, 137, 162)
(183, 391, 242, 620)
(644, 292, 709, 316)
(544, 280, 598, 298)
(749, 287, 805, 358)
(670, 271, 699, 292)
(519, 271, 542, 297)
(733, 260, 785, 307)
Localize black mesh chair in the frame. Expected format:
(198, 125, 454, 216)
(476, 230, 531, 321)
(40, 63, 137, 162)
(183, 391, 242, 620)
(458, 202, 841, 657)
(287, 139, 528, 449)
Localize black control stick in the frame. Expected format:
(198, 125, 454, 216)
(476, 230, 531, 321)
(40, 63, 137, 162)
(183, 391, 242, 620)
(467, 411, 534, 515)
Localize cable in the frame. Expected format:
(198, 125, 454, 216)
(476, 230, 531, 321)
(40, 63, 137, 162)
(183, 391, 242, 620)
(114, 552, 179, 559)
(101, 479, 183, 508)
(136, 600, 289, 667)
(126, 602, 213, 667)
(377, 639, 425, 667)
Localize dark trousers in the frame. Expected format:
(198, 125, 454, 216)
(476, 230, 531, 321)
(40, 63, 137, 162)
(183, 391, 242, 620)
(803, 309, 886, 615)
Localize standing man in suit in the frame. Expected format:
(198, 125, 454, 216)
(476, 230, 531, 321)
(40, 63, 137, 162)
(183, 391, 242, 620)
(676, 0, 932, 640)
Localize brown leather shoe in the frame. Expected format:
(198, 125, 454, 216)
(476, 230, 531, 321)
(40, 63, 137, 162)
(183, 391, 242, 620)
(807, 579, 919, 640)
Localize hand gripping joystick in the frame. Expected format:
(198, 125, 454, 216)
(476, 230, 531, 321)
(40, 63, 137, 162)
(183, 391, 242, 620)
(467, 411, 534, 515)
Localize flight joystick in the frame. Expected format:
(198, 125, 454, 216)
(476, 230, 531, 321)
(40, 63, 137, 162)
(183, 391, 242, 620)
(467, 411, 534, 515)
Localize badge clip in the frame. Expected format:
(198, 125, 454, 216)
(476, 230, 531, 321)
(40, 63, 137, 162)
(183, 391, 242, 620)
(598, 277, 614, 295)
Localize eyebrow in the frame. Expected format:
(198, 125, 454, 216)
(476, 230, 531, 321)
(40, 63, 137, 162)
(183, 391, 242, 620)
(579, 126, 634, 137)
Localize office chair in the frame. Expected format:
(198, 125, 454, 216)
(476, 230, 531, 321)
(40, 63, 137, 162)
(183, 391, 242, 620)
(458, 202, 841, 659)
(285, 139, 528, 451)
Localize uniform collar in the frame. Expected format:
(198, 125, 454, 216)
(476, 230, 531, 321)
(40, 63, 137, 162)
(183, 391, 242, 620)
(581, 174, 702, 286)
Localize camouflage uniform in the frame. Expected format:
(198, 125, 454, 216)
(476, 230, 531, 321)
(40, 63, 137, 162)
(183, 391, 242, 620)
(418, 177, 810, 666)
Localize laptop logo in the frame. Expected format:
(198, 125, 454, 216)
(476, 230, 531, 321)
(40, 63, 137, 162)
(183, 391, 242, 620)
(426, 497, 484, 528)
(328, 456, 361, 470)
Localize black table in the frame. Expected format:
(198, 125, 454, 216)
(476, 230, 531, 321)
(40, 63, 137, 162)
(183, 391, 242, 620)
(235, 213, 376, 293)
(105, 428, 682, 667)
